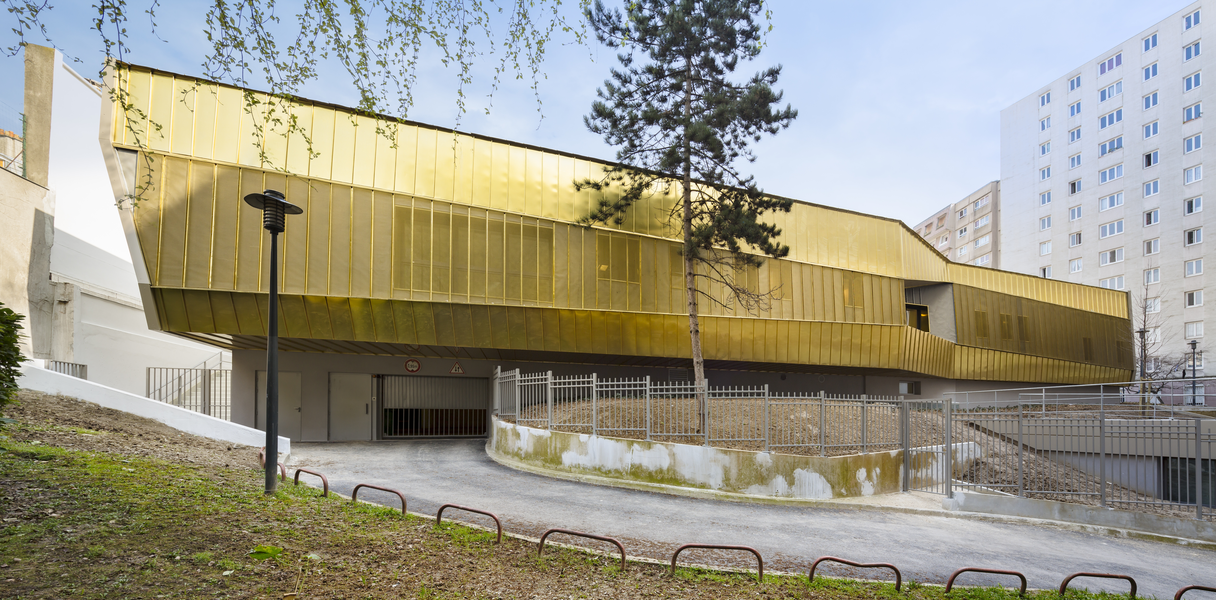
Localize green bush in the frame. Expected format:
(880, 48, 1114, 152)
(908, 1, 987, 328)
(0, 301, 27, 410)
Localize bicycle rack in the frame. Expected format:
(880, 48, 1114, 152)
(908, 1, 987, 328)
(292, 468, 329, 497)
(1175, 586, 1216, 600)
(809, 556, 901, 591)
(351, 484, 407, 515)
(670, 544, 763, 582)
(946, 568, 1027, 595)
(537, 528, 626, 571)
(436, 504, 502, 544)
(1060, 572, 1137, 598)
(257, 448, 286, 482)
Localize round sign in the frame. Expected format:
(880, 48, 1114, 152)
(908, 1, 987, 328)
(404, 359, 421, 373)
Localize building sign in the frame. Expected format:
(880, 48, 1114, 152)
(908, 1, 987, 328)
(450, 362, 465, 374)
(404, 359, 421, 373)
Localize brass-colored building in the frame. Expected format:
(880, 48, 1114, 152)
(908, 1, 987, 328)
(100, 64, 1134, 442)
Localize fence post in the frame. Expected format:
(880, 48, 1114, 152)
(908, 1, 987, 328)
(901, 399, 910, 492)
(203, 369, 212, 417)
(763, 384, 770, 453)
(1017, 403, 1024, 498)
(1197, 419, 1204, 519)
(546, 371, 553, 430)
(591, 373, 598, 436)
(819, 391, 826, 457)
(703, 380, 710, 447)
(861, 396, 868, 453)
(945, 397, 953, 498)
(643, 375, 650, 441)
(1099, 402, 1106, 508)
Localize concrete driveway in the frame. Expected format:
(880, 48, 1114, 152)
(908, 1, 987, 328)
(287, 439, 1215, 598)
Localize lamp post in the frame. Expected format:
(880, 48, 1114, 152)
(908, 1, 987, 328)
(243, 189, 303, 494)
(1189, 339, 1199, 406)
(1136, 328, 1148, 407)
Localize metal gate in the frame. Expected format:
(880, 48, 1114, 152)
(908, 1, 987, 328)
(379, 375, 490, 437)
(903, 399, 953, 494)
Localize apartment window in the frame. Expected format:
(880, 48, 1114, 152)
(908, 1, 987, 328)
(1145, 267, 1161, 285)
(1143, 150, 1159, 168)
(1187, 134, 1203, 153)
(975, 254, 991, 266)
(1100, 276, 1125, 290)
(1187, 290, 1204, 307)
(1144, 33, 1158, 52)
(975, 234, 991, 248)
(1040, 241, 1052, 255)
(1100, 192, 1124, 210)
(1070, 179, 1082, 195)
(1144, 91, 1159, 110)
(1040, 166, 1052, 180)
(1040, 91, 1052, 106)
(1070, 205, 1082, 221)
(1145, 238, 1160, 255)
(1099, 53, 1122, 76)
(1186, 196, 1203, 215)
(1145, 121, 1160, 138)
(957, 245, 968, 257)
(1100, 219, 1124, 238)
(1070, 258, 1083, 273)
(1100, 81, 1123, 102)
(1144, 62, 1159, 81)
(1039, 192, 1052, 205)
(1187, 258, 1204, 276)
(1040, 116, 1052, 131)
(1186, 72, 1202, 92)
(974, 196, 990, 210)
(1099, 164, 1123, 183)
(1145, 209, 1160, 226)
(1070, 232, 1082, 247)
(1146, 297, 1161, 313)
(1099, 108, 1123, 129)
(1069, 101, 1081, 117)
(1186, 227, 1204, 245)
(899, 381, 922, 395)
(1146, 327, 1162, 344)
(957, 226, 968, 239)
(1186, 10, 1201, 31)
(1100, 135, 1123, 155)
(1040, 266, 1052, 278)
(1039, 216, 1051, 231)
(1070, 154, 1082, 169)
(1145, 180, 1160, 197)
(1069, 127, 1082, 143)
(1069, 75, 1081, 91)
(976, 214, 990, 228)
(1100, 248, 1124, 266)
(1185, 102, 1203, 122)
(1040, 141, 1051, 155)
(937, 234, 949, 247)
(1186, 165, 1204, 184)
(1187, 322, 1205, 339)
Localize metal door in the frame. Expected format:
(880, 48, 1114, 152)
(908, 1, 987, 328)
(379, 375, 490, 437)
(329, 373, 373, 441)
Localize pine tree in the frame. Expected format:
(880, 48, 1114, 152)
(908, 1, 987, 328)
(577, 0, 797, 387)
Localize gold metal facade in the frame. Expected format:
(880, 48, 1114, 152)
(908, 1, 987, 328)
(109, 65, 1134, 384)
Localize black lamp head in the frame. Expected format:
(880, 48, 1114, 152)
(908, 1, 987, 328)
(243, 189, 303, 233)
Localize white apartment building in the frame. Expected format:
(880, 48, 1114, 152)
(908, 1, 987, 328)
(912, 181, 1001, 269)
(1001, 2, 1210, 374)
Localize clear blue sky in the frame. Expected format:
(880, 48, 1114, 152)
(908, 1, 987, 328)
(0, 0, 1194, 227)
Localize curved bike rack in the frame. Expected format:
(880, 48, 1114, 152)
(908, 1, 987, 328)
(1175, 585, 1216, 600)
(1060, 572, 1137, 598)
(292, 468, 329, 497)
(946, 568, 1027, 595)
(256, 447, 287, 482)
(351, 484, 407, 515)
(809, 556, 901, 591)
(538, 528, 626, 571)
(436, 504, 502, 544)
(670, 544, 763, 582)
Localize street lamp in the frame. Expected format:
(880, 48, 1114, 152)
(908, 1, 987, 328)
(1188, 339, 1200, 406)
(243, 189, 303, 494)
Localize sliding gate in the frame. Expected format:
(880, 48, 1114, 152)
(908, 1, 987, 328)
(379, 375, 490, 438)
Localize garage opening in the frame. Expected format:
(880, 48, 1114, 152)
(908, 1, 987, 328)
(378, 375, 490, 437)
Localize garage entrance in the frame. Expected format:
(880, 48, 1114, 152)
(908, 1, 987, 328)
(378, 375, 490, 438)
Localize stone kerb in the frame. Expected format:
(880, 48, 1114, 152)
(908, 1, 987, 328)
(490, 416, 979, 500)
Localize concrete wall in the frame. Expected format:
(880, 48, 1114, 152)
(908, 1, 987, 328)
(0, 170, 53, 359)
(489, 417, 981, 500)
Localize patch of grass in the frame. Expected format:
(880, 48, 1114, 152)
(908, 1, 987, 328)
(435, 521, 497, 547)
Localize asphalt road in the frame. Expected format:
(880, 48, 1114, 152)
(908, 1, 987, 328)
(287, 439, 1215, 598)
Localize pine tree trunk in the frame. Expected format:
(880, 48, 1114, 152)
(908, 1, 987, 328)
(681, 65, 707, 436)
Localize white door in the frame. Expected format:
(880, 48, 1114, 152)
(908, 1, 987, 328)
(256, 371, 302, 441)
(329, 373, 373, 441)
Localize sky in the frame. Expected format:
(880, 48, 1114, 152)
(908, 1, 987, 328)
(0, 0, 1197, 230)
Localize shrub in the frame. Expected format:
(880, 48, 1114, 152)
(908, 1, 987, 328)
(0, 301, 27, 410)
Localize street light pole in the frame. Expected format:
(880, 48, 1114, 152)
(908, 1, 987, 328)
(1136, 328, 1148, 407)
(1189, 339, 1199, 406)
(243, 189, 303, 495)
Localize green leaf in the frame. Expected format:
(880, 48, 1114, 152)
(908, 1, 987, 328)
(247, 545, 283, 560)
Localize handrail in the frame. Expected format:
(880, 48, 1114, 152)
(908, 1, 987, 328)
(1060, 572, 1137, 598)
(292, 468, 329, 497)
(946, 567, 1027, 595)
(538, 528, 626, 571)
(1176, 585, 1216, 600)
(436, 504, 502, 543)
(351, 484, 407, 515)
(670, 544, 762, 582)
(809, 556, 901, 591)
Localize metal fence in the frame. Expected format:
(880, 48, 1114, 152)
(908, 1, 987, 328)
(146, 367, 232, 420)
(493, 367, 908, 456)
(47, 360, 87, 380)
